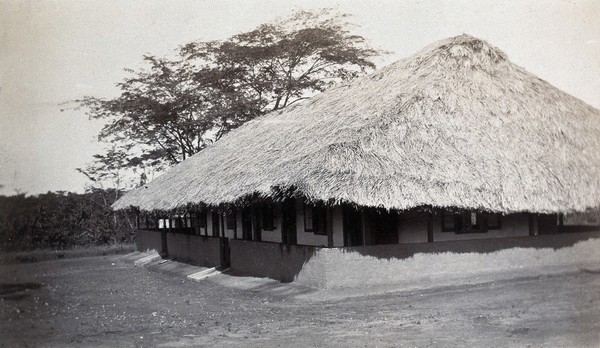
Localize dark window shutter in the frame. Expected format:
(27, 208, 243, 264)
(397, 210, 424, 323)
(455, 213, 464, 233)
(442, 210, 455, 232)
(478, 213, 488, 233)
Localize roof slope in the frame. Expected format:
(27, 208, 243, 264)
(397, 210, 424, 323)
(114, 34, 600, 213)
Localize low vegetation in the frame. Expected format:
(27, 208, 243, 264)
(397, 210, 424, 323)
(0, 189, 136, 253)
(0, 243, 135, 264)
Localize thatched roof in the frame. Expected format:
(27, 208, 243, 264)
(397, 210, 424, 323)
(114, 34, 600, 213)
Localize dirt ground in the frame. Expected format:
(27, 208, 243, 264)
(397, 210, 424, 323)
(1, 255, 599, 347)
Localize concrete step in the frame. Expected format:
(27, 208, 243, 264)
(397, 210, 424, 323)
(188, 267, 231, 281)
(133, 251, 161, 267)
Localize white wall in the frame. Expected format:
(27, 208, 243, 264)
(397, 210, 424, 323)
(396, 212, 530, 243)
(223, 202, 339, 245)
(197, 208, 530, 245)
(332, 206, 344, 247)
(187, 201, 341, 245)
(432, 213, 529, 242)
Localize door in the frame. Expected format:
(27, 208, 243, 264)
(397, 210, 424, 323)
(241, 207, 253, 240)
(211, 212, 221, 237)
(220, 237, 231, 267)
(374, 210, 399, 245)
(281, 199, 297, 245)
(343, 205, 363, 246)
(252, 206, 262, 242)
(160, 229, 169, 257)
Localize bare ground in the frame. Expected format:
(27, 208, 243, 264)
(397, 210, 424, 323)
(1, 255, 599, 347)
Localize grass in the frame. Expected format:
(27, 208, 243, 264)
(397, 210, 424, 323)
(0, 243, 135, 264)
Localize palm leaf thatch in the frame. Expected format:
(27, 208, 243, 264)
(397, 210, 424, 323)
(113, 34, 600, 213)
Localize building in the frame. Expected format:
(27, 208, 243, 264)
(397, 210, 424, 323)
(114, 35, 600, 281)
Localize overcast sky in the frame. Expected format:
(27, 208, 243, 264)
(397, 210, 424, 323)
(1, 0, 599, 196)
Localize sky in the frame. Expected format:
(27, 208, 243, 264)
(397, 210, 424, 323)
(0, 0, 599, 196)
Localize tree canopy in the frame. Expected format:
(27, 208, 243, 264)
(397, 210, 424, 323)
(76, 9, 385, 189)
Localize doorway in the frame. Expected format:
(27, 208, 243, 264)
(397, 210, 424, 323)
(373, 210, 398, 244)
(211, 212, 221, 237)
(343, 205, 363, 246)
(281, 199, 297, 245)
(241, 207, 253, 240)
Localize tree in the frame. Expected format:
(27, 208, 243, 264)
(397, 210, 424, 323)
(76, 8, 385, 189)
(77, 144, 137, 200)
(182, 8, 383, 114)
(76, 56, 213, 174)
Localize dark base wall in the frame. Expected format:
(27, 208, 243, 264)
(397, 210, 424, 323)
(344, 231, 600, 260)
(230, 240, 317, 282)
(139, 229, 600, 282)
(166, 233, 225, 267)
(135, 230, 163, 252)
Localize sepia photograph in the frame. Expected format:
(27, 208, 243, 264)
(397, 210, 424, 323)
(1, 0, 599, 346)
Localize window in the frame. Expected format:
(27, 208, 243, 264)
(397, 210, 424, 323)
(171, 214, 194, 233)
(226, 212, 236, 230)
(158, 218, 169, 229)
(197, 210, 207, 229)
(304, 204, 327, 235)
(184, 213, 192, 228)
(137, 213, 158, 230)
(146, 215, 158, 230)
(463, 211, 481, 233)
(442, 210, 501, 233)
(140, 214, 195, 233)
(187, 212, 199, 234)
(261, 204, 275, 231)
(469, 212, 478, 229)
(442, 211, 457, 232)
